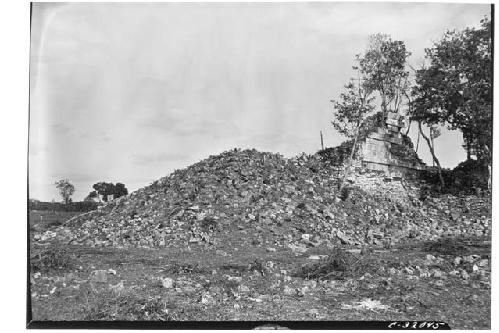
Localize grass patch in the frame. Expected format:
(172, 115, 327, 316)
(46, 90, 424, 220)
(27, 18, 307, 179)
(163, 262, 206, 275)
(200, 217, 219, 232)
(81, 288, 175, 321)
(220, 263, 248, 274)
(29, 210, 80, 232)
(205, 276, 241, 295)
(422, 238, 469, 256)
(292, 247, 367, 280)
(30, 246, 76, 272)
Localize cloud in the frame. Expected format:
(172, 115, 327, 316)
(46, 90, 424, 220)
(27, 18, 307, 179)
(50, 172, 97, 184)
(98, 131, 112, 142)
(79, 130, 112, 142)
(28, 2, 489, 201)
(52, 123, 70, 134)
(132, 152, 191, 165)
(137, 108, 184, 131)
(29, 144, 49, 156)
(138, 108, 239, 138)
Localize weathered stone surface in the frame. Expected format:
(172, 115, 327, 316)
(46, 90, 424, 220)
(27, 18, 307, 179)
(37, 148, 491, 250)
(352, 112, 427, 179)
(90, 270, 108, 283)
(161, 277, 174, 289)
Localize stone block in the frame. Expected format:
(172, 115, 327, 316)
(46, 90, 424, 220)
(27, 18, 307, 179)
(387, 124, 401, 132)
(367, 132, 385, 140)
(386, 118, 404, 127)
(387, 112, 400, 119)
(358, 125, 427, 177)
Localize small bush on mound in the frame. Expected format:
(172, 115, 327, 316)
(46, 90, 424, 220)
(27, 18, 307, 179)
(317, 142, 353, 168)
(450, 159, 489, 194)
(200, 217, 218, 232)
(30, 246, 75, 272)
(339, 186, 352, 201)
(422, 238, 469, 256)
(420, 159, 489, 195)
(292, 248, 361, 280)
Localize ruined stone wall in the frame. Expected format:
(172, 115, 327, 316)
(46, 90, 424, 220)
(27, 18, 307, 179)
(346, 170, 423, 206)
(355, 112, 426, 179)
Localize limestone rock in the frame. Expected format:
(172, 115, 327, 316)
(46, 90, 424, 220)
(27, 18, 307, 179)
(90, 270, 108, 283)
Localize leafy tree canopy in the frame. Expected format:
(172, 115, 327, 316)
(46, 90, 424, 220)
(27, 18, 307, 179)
(357, 33, 411, 118)
(114, 183, 129, 199)
(331, 79, 375, 138)
(92, 182, 129, 202)
(54, 179, 75, 204)
(411, 17, 492, 162)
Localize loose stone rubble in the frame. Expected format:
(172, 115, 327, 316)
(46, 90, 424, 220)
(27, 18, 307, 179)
(36, 148, 491, 250)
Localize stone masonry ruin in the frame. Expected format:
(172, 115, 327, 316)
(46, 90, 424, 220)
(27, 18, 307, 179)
(355, 111, 426, 179)
(319, 111, 427, 181)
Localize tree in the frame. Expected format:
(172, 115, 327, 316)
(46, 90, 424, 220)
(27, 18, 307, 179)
(91, 182, 128, 202)
(331, 72, 375, 192)
(84, 190, 98, 202)
(331, 33, 410, 193)
(92, 182, 115, 202)
(113, 183, 128, 199)
(54, 179, 75, 204)
(417, 122, 445, 189)
(357, 34, 411, 121)
(412, 17, 492, 189)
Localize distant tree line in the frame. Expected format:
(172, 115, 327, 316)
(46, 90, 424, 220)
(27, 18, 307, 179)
(29, 199, 98, 212)
(48, 179, 129, 207)
(85, 182, 128, 202)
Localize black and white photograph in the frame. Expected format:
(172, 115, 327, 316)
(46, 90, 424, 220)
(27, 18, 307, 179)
(26, 1, 496, 329)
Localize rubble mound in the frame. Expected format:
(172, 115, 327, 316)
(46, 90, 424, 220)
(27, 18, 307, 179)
(36, 148, 491, 249)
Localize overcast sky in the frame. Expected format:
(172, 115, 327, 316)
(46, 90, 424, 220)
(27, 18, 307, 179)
(29, 2, 491, 201)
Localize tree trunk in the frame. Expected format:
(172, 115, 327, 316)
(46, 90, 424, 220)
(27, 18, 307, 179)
(430, 128, 435, 167)
(338, 86, 368, 194)
(419, 121, 445, 190)
(484, 144, 492, 192)
(415, 128, 420, 153)
(381, 94, 388, 121)
(338, 132, 360, 193)
(404, 119, 412, 136)
(466, 140, 471, 161)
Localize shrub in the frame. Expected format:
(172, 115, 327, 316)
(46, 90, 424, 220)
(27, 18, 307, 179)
(163, 262, 205, 275)
(81, 289, 174, 321)
(200, 217, 218, 232)
(422, 238, 469, 256)
(292, 247, 362, 280)
(30, 246, 75, 272)
(339, 186, 351, 201)
(450, 159, 489, 193)
(419, 159, 489, 195)
(317, 142, 353, 168)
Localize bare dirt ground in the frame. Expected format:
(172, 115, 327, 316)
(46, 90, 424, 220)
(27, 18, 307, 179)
(29, 234, 490, 329)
